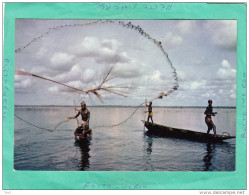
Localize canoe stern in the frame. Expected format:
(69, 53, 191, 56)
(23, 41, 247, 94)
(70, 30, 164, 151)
(143, 121, 235, 143)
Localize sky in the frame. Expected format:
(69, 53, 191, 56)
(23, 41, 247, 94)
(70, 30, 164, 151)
(15, 19, 237, 107)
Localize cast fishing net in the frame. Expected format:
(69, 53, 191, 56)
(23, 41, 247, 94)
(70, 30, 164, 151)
(15, 20, 179, 130)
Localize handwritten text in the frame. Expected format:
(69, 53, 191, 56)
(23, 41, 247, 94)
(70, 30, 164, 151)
(95, 3, 172, 12)
(3, 59, 9, 121)
(83, 182, 147, 190)
(241, 72, 246, 138)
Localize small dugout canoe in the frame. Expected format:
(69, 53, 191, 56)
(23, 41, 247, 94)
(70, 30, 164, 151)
(142, 121, 235, 143)
(75, 129, 92, 143)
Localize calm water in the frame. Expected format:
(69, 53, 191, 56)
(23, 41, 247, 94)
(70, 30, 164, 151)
(14, 106, 236, 171)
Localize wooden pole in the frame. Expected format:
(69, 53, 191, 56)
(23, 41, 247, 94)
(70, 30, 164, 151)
(74, 100, 79, 128)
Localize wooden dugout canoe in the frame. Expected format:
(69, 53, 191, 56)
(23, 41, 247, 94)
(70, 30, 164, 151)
(142, 121, 235, 143)
(74, 129, 92, 143)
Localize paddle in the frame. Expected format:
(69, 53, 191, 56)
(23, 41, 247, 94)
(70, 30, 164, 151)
(143, 99, 147, 131)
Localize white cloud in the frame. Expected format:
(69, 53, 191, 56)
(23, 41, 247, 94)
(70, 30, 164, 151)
(164, 32, 183, 48)
(230, 84, 236, 99)
(180, 80, 207, 92)
(201, 92, 210, 98)
(221, 59, 231, 68)
(36, 47, 47, 58)
(112, 61, 144, 79)
(71, 37, 129, 65)
(174, 91, 188, 99)
(76, 37, 100, 55)
(15, 75, 23, 82)
(70, 64, 82, 76)
(102, 39, 121, 52)
(66, 80, 85, 89)
(50, 52, 75, 67)
(15, 76, 32, 88)
(82, 68, 96, 82)
(176, 20, 196, 34)
(48, 85, 59, 93)
(217, 60, 236, 79)
(190, 80, 207, 90)
(176, 71, 186, 80)
(51, 64, 97, 87)
(30, 66, 49, 75)
(51, 64, 81, 83)
(201, 91, 216, 98)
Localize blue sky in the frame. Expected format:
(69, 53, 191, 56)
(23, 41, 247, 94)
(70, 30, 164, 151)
(15, 19, 237, 107)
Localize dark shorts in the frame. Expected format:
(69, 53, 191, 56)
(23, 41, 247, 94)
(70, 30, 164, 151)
(75, 125, 91, 135)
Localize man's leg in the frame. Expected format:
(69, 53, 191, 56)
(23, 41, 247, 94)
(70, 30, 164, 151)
(206, 124, 211, 134)
(82, 123, 86, 137)
(212, 123, 216, 135)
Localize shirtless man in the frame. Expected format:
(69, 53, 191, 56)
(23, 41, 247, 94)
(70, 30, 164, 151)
(65, 101, 91, 137)
(204, 100, 217, 135)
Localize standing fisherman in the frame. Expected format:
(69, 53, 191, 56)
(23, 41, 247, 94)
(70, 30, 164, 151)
(65, 101, 91, 138)
(146, 101, 153, 123)
(204, 99, 217, 135)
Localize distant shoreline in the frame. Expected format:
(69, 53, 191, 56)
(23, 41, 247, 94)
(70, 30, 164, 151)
(14, 105, 236, 109)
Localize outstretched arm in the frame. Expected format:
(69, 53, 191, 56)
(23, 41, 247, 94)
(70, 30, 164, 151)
(65, 111, 80, 120)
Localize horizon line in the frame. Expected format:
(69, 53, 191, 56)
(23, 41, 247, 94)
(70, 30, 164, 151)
(14, 105, 236, 108)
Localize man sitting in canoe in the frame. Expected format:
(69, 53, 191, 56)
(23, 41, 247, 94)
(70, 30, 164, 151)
(65, 101, 92, 138)
(204, 99, 217, 135)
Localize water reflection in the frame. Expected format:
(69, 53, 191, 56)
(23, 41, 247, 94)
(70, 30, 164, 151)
(142, 132, 154, 171)
(145, 137, 153, 155)
(74, 140, 91, 171)
(203, 143, 216, 171)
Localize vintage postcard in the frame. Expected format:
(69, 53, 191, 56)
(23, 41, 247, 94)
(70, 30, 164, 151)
(3, 2, 247, 191)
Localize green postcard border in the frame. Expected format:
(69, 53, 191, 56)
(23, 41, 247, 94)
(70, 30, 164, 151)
(3, 2, 247, 190)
